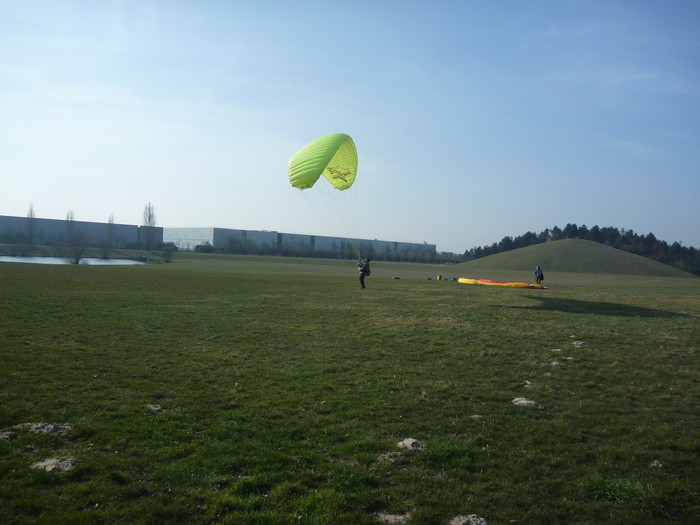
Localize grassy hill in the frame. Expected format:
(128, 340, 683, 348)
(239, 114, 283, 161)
(456, 239, 693, 277)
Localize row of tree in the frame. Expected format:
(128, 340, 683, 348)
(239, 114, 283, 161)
(463, 224, 700, 276)
(15, 202, 160, 263)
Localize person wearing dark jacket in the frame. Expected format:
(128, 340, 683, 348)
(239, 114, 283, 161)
(535, 265, 544, 285)
(358, 258, 371, 288)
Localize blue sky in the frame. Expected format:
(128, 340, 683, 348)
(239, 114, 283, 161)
(2, 0, 699, 253)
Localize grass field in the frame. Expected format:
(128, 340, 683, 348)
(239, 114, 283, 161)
(1, 252, 699, 524)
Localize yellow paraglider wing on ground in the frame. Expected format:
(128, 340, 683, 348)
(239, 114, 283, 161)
(458, 278, 547, 289)
(288, 133, 358, 191)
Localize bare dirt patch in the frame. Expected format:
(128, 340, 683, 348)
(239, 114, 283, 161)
(376, 511, 412, 524)
(377, 451, 404, 463)
(14, 422, 72, 435)
(31, 456, 77, 473)
(397, 438, 425, 450)
(449, 514, 488, 525)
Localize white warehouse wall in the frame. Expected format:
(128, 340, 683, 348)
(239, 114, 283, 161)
(163, 227, 436, 261)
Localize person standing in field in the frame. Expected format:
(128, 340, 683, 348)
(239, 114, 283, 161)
(535, 265, 544, 285)
(358, 258, 371, 288)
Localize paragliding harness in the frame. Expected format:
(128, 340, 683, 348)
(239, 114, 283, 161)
(359, 260, 370, 277)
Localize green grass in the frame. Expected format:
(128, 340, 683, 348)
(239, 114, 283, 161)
(1, 254, 699, 524)
(459, 239, 692, 277)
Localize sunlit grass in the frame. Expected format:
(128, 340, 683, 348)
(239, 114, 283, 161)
(1, 256, 698, 523)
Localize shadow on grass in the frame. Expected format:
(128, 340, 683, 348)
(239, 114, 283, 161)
(516, 296, 690, 317)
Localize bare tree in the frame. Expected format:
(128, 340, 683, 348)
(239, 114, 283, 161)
(65, 210, 75, 240)
(63, 210, 88, 264)
(141, 202, 157, 250)
(101, 214, 115, 258)
(25, 203, 36, 248)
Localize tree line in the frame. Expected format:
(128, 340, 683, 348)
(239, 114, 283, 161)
(463, 224, 700, 276)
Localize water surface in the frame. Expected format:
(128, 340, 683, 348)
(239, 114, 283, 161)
(0, 256, 145, 266)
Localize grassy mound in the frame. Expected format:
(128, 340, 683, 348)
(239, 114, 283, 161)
(457, 239, 692, 277)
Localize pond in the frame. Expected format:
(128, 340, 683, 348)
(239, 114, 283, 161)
(0, 256, 146, 266)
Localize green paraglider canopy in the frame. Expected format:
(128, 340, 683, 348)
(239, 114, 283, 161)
(288, 133, 358, 191)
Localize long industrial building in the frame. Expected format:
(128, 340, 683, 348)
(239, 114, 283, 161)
(163, 227, 436, 262)
(0, 214, 436, 261)
(0, 214, 162, 250)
